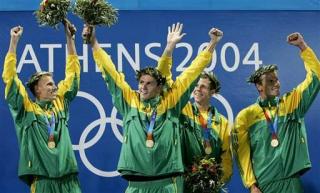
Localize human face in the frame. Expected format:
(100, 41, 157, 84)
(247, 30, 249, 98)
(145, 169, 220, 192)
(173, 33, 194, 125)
(257, 71, 280, 100)
(192, 78, 215, 106)
(35, 75, 57, 101)
(138, 74, 162, 101)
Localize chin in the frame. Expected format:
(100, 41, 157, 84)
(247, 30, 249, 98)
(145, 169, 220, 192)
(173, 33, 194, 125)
(194, 97, 201, 102)
(49, 96, 57, 101)
(140, 96, 148, 101)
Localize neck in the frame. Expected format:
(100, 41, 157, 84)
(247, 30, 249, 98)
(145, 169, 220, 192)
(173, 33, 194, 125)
(36, 98, 53, 109)
(141, 95, 160, 105)
(259, 95, 276, 101)
(195, 101, 210, 112)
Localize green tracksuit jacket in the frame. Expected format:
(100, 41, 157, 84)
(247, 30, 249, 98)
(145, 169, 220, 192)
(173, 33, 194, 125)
(93, 48, 212, 177)
(157, 55, 232, 183)
(2, 53, 80, 185)
(233, 47, 320, 189)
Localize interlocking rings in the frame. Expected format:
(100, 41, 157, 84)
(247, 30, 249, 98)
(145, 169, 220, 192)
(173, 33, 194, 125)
(73, 91, 123, 177)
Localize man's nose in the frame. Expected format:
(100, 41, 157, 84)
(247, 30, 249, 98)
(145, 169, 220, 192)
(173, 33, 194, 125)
(53, 85, 58, 92)
(141, 83, 147, 89)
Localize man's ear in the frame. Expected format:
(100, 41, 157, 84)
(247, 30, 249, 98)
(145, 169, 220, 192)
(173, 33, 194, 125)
(34, 85, 40, 95)
(256, 83, 263, 93)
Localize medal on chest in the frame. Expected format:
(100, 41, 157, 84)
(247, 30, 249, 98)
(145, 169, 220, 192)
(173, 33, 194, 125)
(270, 134, 279, 147)
(48, 140, 56, 149)
(46, 111, 56, 149)
(199, 110, 213, 155)
(260, 99, 280, 148)
(145, 108, 157, 148)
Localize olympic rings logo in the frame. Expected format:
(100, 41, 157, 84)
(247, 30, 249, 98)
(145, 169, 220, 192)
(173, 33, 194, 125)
(72, 91, 123, 177)
(72, 91, 233, 177)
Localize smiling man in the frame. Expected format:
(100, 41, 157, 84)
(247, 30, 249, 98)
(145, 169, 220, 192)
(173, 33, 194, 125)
(2, 23, 81, 193)
(83, 22, 218, 193)
(232, 33, 320, 193)
(157, 24, 232, 193)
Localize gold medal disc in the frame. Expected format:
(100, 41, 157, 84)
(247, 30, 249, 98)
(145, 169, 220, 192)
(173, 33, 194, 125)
(271, 139, 279, 147)
(48, 141, 56, 149)
(146, 139, 154, 148)
(205, 146, 212, 154)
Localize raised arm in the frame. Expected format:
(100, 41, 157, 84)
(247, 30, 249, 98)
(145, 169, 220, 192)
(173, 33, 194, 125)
(8, 26, 23, 54)
(2, 26, 37, 134)
(282, 32, 320, 116)
(157, 22, 186, 87)
(287, 32, 307, 52)
(2, 26, 28, 105)
(83, 25, 137, 115)
(165, 28, 223, 113)
(56, 21, 80, 104)
(205, 28, 223, 53)
(65, 20, 77, 55)
(162, 22, 186, 58)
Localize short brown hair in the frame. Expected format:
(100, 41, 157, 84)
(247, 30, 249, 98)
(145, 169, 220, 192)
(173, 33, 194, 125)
(136, 67, 166, 86)
(26, 71, 52, 96)
(247, 65, 278, 84)
(200, 72, 221, 93)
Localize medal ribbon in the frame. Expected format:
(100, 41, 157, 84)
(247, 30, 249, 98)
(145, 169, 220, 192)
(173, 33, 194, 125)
(260, 99, 279, 139)
(146, 108, 157, 141)
(46, 112, 55, 142)
(199, 110, 213, 150)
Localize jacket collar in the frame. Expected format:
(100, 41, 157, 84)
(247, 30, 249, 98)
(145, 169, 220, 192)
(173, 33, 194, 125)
(35, 99, 53, 110)
(257, 96, 280, 107)
(192, 103, 220, 124)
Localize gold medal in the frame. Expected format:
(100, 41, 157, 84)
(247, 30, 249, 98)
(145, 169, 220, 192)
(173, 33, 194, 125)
(271, 138, 279, 147)
(146, 139, 154, 148)
(48, 141, 56, 149)
(205, 146, 212, 154)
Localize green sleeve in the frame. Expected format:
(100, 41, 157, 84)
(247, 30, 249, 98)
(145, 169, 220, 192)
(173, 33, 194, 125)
(157, 55, 174, 88)
(56, 54, 80, 105)
(93, 48, 139, 116)
(282, 47, 320, 117)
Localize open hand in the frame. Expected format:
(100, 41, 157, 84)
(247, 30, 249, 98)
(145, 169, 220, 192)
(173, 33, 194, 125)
(167, 22, 186, 45)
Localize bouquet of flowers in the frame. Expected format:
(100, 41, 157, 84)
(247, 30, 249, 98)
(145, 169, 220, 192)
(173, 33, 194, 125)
(34, 0, 71, 28)
(73, 0, 118, 43)
(185, 156, 226, 193)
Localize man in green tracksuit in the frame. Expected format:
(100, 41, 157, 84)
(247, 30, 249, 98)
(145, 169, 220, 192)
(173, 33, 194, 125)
(2, 23, 81, 193)
(157, 23, 232, 192)
(82, 23, 220, 193)
(232, 32, 320, 193)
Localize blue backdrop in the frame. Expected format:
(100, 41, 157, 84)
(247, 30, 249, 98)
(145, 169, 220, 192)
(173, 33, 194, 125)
(0, 10, 320, 193)
(1, 0, 320, 10)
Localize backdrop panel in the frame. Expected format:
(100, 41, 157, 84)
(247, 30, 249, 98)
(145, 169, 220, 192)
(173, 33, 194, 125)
(0, 0, 320, 11)
(0, 10, 319, 193)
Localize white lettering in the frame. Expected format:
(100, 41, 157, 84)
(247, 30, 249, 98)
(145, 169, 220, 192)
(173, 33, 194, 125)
(145, 43, 161, 62)
(40, 44, 62, 72)
(17, 44, 41, 73)
(176, 42, 193, 72)
(117, 43, 140, 71)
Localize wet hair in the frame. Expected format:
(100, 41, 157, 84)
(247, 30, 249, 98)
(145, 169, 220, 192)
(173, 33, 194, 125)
(135, 67, 166, 86)
(200, 72, 221, 93)
(26, 71, 52, 96)
(247, 64, 278, 84)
